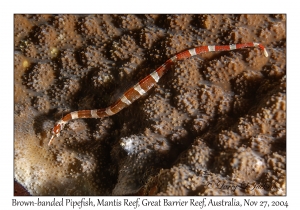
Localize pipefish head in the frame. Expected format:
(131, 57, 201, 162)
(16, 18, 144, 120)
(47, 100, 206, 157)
(48, 120, 65, 146)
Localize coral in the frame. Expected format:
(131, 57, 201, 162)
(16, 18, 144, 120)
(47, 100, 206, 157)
(14, 15, 34, 46)
(139, 26, 165, 49)
(60, 49, 80, 71)
(47, 78, 81, 108)
(112, 133, 171, 195)
(23, 62, 55, 92)
(111, 35, 144, 61)
(14, 14, 286, 196)
(33, 24, 57, 46)
(178, 138, 212, 172)
(91, 66, 114, 88)
(32, 95, 50, 112)
(113, 15, 143, 31)
(229, 147, 266, 181)
(204, 54, 245, 84)
(167, 14, 193, 30)
(80, 46, 107, 68)
(142, 88, 190, 144)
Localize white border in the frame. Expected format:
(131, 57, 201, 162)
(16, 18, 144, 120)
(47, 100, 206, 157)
(3, 0, 297, 209)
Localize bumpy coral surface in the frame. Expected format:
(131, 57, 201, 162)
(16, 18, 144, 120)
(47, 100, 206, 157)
(14, 14, 286, 195)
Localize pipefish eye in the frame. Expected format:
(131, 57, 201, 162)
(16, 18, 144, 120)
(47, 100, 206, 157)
(53, 124, 61, 134)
